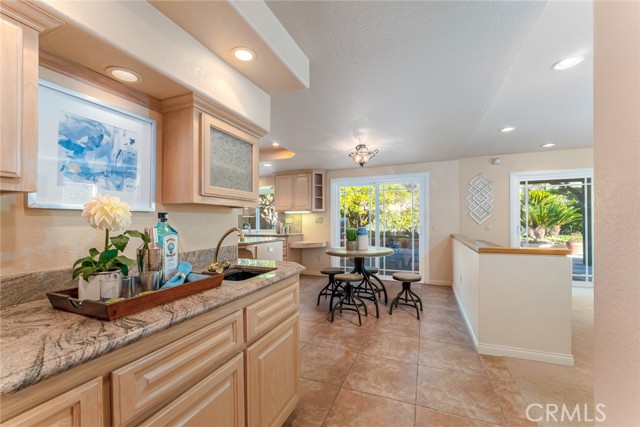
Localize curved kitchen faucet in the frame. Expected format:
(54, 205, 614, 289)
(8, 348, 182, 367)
(207, 227, 245, 272)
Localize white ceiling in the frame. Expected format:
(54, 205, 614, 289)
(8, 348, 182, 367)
(260, 1, 593, 175)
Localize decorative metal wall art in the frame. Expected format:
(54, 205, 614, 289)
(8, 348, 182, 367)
(467, 173, 494, 224)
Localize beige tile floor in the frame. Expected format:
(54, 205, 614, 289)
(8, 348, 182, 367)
(284, 275, 539, 427)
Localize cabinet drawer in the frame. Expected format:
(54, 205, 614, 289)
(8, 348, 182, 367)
(245, 283, 299, 342)
(138, 353, 244, 427)
(1, 377, 102, 427)
(111, 310, 243, 426)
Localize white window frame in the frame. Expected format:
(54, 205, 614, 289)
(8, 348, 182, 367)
(330, 173, 429, 281)
(509, 168, 593, 247)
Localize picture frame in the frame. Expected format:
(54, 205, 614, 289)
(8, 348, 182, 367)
(27, 80, 156, 211)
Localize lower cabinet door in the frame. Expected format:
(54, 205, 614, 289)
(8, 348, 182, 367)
(246, 313, 300, 427)
(138, 353, 245, 427)
(0, 378, 102, 427)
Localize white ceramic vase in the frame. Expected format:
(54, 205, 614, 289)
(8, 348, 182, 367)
(78, 270, 122, 301)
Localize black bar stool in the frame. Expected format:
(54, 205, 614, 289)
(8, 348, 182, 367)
(317, 267, 344, 310)
(330, 273, 368, 326)
(389, 272, 423, 319)
(365, 266, 388, 304)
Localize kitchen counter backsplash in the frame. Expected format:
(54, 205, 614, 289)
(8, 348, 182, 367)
(0, 245, 237, 308)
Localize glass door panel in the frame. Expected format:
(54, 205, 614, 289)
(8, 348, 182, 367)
(336, 179, 422, 278)
(519, 178, 594, 284)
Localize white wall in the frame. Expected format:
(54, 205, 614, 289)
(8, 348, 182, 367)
(458, 149, 593, 247)
(0, 68, 238, 276)
(300, 160, 460, 285)
(291, 149, 593, 285)
(593, 1, 640, 425)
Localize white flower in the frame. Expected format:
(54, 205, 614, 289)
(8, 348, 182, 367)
(82, 194, 132, 232)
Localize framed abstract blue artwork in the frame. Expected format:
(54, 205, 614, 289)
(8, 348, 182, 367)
(28, 80, 156, 211)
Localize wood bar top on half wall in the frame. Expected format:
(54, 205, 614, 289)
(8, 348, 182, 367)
(451, 234, 574, 366)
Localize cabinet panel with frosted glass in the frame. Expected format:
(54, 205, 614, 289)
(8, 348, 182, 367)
(161, 93, 263, 207)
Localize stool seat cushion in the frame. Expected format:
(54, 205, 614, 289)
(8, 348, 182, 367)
(392, 272, 422, 282)
(321, 267, 345, 275)
(365, 267, 379, 274)
(335, 273, 364, 282)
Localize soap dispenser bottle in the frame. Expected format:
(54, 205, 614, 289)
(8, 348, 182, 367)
(155, 212, 179, 281)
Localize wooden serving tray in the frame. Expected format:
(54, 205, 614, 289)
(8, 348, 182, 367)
(46, 274, 224, 321)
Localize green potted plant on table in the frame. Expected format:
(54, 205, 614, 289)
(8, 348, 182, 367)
(345, 228, 358, 251)
(73, 194, 144, 301)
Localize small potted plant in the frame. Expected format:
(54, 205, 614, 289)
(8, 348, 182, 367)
(345, 228, 358, 251)
(73, 194, 144, 301)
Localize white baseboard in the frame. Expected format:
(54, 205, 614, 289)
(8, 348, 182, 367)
(452, 287, 479, 349)
(477, 343, 575, 366)
(452, 285, 574, 366)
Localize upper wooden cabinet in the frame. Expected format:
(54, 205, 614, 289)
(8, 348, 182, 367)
(0, 2, 62, 193)
(161, 93, 265, 208)
(274, 170, 325, 212)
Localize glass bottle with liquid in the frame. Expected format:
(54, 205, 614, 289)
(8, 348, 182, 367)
(155, 212, 179, 282)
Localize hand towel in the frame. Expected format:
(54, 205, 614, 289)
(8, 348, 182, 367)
(161, 261, 192, 289)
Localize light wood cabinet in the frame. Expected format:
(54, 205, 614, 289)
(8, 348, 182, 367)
(246, 314, 300, 427)
(241, 241, 284, 261)
(274, 170, 325, 212)
(0, 3, 62, 193)
(245, 283, 299, 342)
(0, 377, 102, 427)
(138, 354, 245, 427)
(161, 93, 265, 207)
(111, 310, 243, 426)
(1, 278, 300, 427)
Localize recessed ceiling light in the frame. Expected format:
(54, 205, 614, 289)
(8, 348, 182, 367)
(551, 56, 585, 71)
(263, 163, 272, 167)
(541, 143, 556, 148)
(500, 126, 517, 133)
(105, 66, 142, 83)
(232, 47, 256, 62)
(272, 142, 280, 147)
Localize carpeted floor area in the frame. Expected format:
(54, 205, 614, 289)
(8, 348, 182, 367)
(504, 287, 594, 427)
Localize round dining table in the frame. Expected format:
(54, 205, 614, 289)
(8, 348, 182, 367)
(325, 246, 394, 317)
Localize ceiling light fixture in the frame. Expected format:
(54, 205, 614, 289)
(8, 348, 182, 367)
(105, 66, 142, 83)
(232, 47, 256, 62)
(541, 143, 556, 148)
(551, 56, 585, 71)
(263, 163, 272, 167)
(500, 126, 517, 133)
(272, 142, 280, 146)
(349, 143, 378, 167)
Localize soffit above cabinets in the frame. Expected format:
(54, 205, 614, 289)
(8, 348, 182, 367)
(39, 23, 190, 101)
(148, 0, 309, 95)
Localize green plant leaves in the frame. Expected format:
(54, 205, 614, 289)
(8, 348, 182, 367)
(72, 228, 143, 280)
(110, 234, 130, 252)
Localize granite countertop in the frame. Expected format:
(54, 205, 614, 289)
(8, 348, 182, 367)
(0, 259, 305, 397)
(243, 231, 304, 237)
(238, 236, 286, 246)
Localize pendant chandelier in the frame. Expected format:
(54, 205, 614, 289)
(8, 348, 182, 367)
(349, 144, 378, 167)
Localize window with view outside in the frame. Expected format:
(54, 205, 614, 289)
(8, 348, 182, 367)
(337, 177, 423, 278)
(519, 177, 593, 283)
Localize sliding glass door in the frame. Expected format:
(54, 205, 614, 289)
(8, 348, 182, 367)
(511, 169, 594, 285)
(332, 174, 427, 280)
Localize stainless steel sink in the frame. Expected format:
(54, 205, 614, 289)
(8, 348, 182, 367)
(221, 266, 277, 281)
